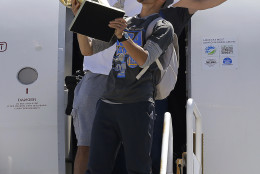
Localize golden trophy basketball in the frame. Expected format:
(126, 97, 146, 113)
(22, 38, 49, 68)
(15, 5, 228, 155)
(59, 0, 109, 8)
(59, 0, 84, 8)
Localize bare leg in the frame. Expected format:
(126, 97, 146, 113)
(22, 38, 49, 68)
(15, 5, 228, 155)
(74, 146, 90, 174)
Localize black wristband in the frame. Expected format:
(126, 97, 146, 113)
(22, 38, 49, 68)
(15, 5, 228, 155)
(118, 32, 129, 42)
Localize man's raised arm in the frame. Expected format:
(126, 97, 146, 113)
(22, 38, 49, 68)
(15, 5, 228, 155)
(173, 0, 227, 14)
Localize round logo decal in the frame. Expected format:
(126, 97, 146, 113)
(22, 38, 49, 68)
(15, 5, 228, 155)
(205, 46, 217, 55)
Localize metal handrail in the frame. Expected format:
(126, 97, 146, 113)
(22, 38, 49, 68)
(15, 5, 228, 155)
(160, 112, 174, 174)
(186, 98, 202, 174)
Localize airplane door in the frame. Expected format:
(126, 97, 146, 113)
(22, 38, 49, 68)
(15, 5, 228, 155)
(0, 1, 68, 173)
(189, 0, 260, 173)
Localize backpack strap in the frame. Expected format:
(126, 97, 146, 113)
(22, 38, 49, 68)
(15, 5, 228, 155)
(136, 17, 163, 80)
(173, 33, 179, 67)
(145, 17, 163, 40)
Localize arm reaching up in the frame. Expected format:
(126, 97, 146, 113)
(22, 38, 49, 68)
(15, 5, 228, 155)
(173, 0, 227, 14)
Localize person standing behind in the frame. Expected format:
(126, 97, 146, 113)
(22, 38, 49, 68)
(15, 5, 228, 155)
(70, 1, 141, 174)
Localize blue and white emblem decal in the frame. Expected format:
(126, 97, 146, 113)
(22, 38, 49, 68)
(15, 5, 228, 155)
(223, 57, 232, 65)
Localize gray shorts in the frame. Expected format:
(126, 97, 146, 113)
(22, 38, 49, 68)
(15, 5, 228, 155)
(71, 71, 108, 146)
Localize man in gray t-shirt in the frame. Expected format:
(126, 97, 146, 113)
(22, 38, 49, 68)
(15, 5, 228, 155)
(77, 0, 175, 173)
(102, 14, 173, 103)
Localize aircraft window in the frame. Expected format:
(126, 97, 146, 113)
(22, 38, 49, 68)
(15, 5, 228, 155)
(17, 67, 38, 85)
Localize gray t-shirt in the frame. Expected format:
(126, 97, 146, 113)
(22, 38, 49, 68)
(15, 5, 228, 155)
(102, 14, 174, 103)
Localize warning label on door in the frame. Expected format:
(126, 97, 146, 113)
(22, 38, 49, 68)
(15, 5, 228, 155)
(6, 98, 47, 110)
(202, 37, 238, 70)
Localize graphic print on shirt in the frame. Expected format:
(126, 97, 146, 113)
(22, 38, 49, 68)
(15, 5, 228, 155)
(113, 30, 143, 78)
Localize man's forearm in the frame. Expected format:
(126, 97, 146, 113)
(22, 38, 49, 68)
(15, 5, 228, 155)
(121, 39, 148, 66)
(175, 0, 227, 10)
(109, 18, 148, 66)
(77, 34, 93, 56)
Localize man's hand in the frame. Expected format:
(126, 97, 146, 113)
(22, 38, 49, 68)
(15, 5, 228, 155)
(109, 18, 148, 66)
(71, 0, 81, 16)
(108, 18, 127, 39)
